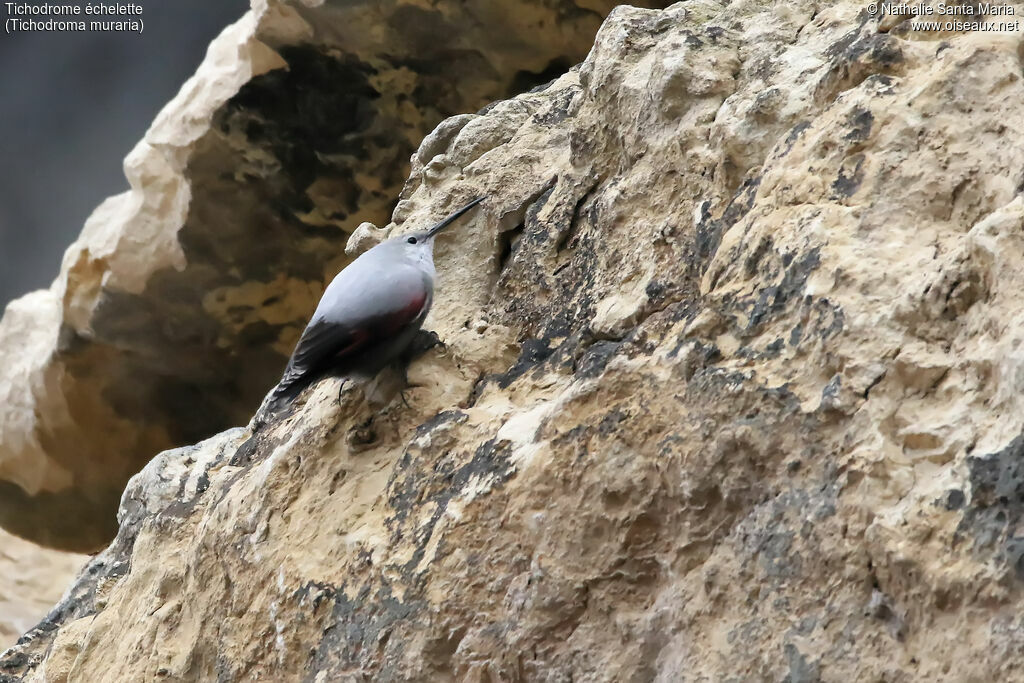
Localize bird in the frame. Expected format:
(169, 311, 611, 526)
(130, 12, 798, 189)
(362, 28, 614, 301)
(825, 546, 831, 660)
(257, 196, 485, 420)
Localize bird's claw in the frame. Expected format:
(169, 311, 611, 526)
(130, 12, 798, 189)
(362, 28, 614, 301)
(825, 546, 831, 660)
(336, 378, 351, 407)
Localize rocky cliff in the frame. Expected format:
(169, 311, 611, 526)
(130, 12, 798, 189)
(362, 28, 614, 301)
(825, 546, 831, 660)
(0, 0, 645, 553)
(5, 0, 1024, 680)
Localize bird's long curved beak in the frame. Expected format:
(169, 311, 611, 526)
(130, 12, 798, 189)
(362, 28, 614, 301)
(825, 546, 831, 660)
(426, 196, 486, 238)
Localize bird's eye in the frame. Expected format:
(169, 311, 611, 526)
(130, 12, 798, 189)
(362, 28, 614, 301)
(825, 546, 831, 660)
(407, 236, 418, 245)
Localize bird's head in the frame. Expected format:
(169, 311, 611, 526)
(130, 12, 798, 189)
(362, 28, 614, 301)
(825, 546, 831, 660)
(393, 196, 485, 263)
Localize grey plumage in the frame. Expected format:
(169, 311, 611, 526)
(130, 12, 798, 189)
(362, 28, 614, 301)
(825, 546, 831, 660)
(259, 197, 484, 418)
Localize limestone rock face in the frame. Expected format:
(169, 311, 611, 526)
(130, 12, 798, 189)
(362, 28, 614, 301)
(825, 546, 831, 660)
(0, 0, 651, 552)
(7, 0, 1024, 681)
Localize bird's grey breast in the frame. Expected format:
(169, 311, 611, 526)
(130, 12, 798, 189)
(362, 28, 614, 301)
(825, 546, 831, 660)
(312, 244, 432, 327)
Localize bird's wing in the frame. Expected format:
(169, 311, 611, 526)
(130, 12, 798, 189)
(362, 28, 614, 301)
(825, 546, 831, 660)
(269, 275, 430, 406)
(282, 320, 367, 383)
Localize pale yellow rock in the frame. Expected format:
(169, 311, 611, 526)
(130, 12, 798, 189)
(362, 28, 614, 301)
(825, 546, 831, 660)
(9, 0, 1024, 681)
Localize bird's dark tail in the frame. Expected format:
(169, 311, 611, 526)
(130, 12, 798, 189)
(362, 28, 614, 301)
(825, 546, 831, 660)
(252, 374, 314, 429)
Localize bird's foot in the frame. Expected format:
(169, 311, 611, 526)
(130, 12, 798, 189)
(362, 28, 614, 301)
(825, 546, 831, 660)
(336, 378, 352, 406)
(405, 329, 444, 361)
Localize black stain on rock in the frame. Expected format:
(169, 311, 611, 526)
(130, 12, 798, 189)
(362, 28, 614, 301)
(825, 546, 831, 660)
(783, 642, 821, 683)
(644, 280, 669, 305)
(745, 248, 821, 335)
(576, 340, 621, 379)
(777, 121, 811, 158)
(598, 407, 629, 436)
(820, 374, 842, 411)
(744, 236, 775, 277)
(864, 73, 895, 91)
(832, 153, 865, 198)
(857, 33, 904, 68)
(533, 83, 581, 125)
(844, 108, 874, 144)
(491, 175, 605, 346)
(811, 299, 845, 340)
(293, 580, 338, 614)
(465, 326, 585, 407)
(826, 16, 900, 64)
(386, 438, 515, 534)
(788, 323, 803, 347)
(415, 410, 468, 438)
(682, 30, 703, 48)
(696, 176, 762, 270)
(958, 434, 1024, 578)
(818, 20, 904, 103)
(307, 582, 419, 680)
(496, 338, 555, 389)
(944, 489, 965, 510)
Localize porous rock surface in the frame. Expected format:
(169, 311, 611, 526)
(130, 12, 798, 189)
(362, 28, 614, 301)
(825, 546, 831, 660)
(0, 0, 648, 552)
(6, 0, 1024, 680)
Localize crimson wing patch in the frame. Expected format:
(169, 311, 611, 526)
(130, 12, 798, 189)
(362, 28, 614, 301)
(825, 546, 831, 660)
(269, 291, 429, 409)
(270, 320, 366, 407)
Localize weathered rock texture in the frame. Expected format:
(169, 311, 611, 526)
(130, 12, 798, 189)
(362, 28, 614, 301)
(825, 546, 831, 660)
(6, 0, 1024, 680)
(0, 0, 656, 552)
(0, 531, 87, 653)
